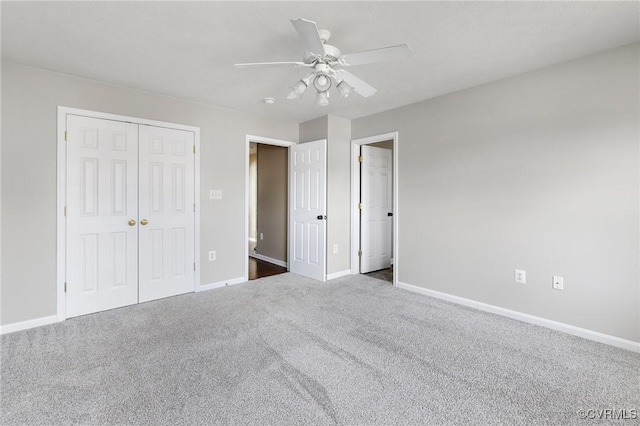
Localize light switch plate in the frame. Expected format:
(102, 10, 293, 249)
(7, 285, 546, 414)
(210, 190, 223, 200)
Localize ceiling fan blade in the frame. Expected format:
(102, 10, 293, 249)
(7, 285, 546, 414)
(335, 70, 377, 97)
(234, 61, 308, 69)
(340, 44, 412, 66)
(290, 18, 325, 56)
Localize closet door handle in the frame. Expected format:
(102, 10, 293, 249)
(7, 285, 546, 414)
(128, 219, 136, 226)
(141, 219, 149, 226)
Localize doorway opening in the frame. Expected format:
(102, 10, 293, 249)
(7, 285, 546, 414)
(351, 132, 398, 285)
(245, 136, 293, 280)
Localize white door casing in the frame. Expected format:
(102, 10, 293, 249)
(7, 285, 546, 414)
(289, 139, 327, 282)
(360, 145, 393, 273)
(138, 125, 195, 302)
(244, 135, 295, 281)
(66, 115, 139, 318)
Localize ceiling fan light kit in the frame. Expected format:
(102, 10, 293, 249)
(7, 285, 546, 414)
(286, 77, 310, 99)
(313, 72, 332, 92)
(315, 90, 330, 107)
(337, 80, 354, 98)
(234, 18, 412, 107)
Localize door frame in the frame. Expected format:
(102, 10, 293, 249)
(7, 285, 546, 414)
(350, 132, 399, 285)
(244, 135, 295, 279)
(56, 106, 201, 321)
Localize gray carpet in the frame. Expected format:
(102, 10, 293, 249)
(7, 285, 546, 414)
(1, 273, 638, 425)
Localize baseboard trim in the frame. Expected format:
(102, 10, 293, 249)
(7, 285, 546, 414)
(396, 281, 640, 353)
(326, 269, 352, 280)
(198, 276, 247, 292)
(0, 315, 59, 335)
(248, 253, 287, 268)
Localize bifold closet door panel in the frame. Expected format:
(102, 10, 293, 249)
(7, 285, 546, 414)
(138, 125, 195, 302)
(66, 115, 139, 318)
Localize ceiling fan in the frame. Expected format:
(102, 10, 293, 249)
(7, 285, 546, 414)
(234, 18, 412, 106)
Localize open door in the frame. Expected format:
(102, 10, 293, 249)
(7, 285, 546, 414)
(360, 145, 393, 273)
(289, 139, 327, 281)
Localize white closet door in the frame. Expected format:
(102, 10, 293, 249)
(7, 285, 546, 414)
(360, 145, 392, 273)
(138, 125, 195, 302)
(66, 115, 139, 318)
(289, 139, 327, 282)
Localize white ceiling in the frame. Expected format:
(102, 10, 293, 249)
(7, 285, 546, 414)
(2, 1, 638, 123)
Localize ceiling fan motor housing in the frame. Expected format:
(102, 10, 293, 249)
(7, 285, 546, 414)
(304, 44, 342, 64)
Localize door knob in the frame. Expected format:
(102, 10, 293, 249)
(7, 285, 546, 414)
(317, 215, 327, 220)
(387, 212, 393, 217)
(141, 219, 149, 226)
(128, 219, 136, 226)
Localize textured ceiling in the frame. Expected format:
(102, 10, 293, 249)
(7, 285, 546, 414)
(2, 1, 639, 123)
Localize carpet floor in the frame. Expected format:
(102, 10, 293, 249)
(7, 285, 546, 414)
(1, 273, 638, 425)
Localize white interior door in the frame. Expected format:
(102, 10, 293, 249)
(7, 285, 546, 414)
(289, 139, 327, 281)
(360, 145, 392, 273)
(66, 115, 139, 318)
(138, 125, 195, 302)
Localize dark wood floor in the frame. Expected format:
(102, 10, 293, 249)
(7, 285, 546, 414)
(248, 257, 288, 280)
(364, 266, 393, 283)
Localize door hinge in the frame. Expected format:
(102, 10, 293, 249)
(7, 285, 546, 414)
(193, 145, 196, 154)
(358, 155, 364, 163)
(358, 203, 363, 210)
(358, 250, 363, 257)
(193, 203, 196, 212)
(193, 263, 196, 271)
(64, 206, 67, 217)
(64, 282, 67, 292)
(64, 130, 68, 142)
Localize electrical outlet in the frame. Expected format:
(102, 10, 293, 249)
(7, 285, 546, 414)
(208, 251, 216, 261)
(210, 190, 222, 200)
(333, 244, 339, 254)
(260, 233, 264, 240)
(553, 275, 564, 290)
(515, 269, 526, 284)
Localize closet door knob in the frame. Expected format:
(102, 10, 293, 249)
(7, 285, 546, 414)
(128, 219, 136, 226)
(141, 219, 149, 226)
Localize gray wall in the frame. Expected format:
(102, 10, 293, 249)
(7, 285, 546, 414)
(256, 144, 288, 262)
(299, 115, 352, 275)
(1, 62, 298, 325)
(326, 115, 352, 274)
(299, 116, 328, 143)
(352, 44, 640, 342)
